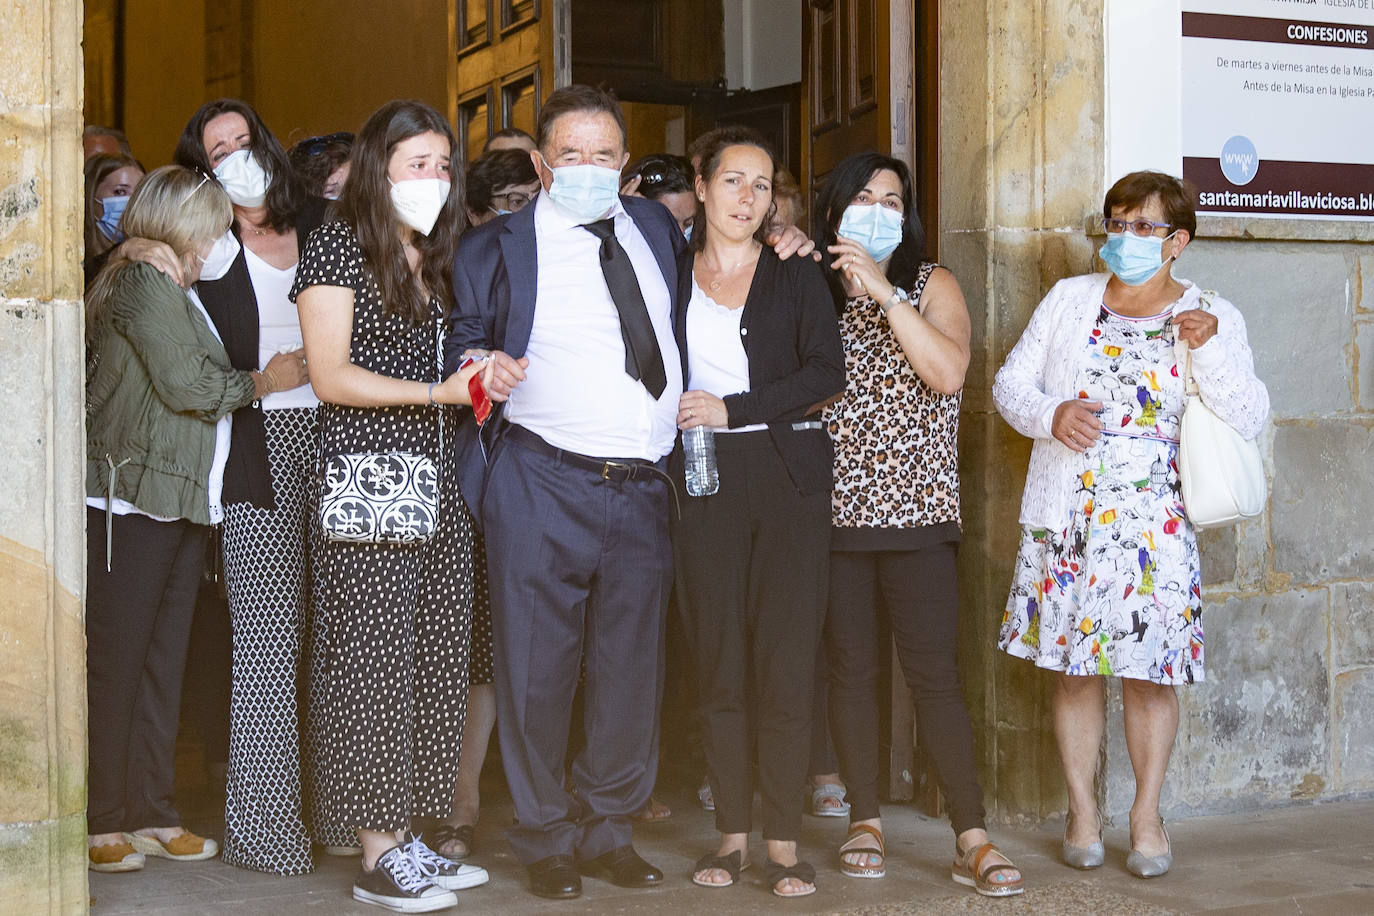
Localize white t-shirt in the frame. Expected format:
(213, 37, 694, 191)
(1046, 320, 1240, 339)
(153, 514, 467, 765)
(685, 281, 766, 433)
(247, 245, 319, 410)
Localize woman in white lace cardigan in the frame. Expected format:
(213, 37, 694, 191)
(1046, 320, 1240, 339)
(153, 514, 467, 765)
(993, 171, 1267, 880)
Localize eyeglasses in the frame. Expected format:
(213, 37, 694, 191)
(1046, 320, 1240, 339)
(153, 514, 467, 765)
(1102, 217, 1172, 237)
(491, 190, 536, 211)
(299, 132, 354, 157)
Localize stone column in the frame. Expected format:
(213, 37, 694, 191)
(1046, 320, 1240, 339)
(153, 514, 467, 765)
(939, 0, 1106, 823)
(0, 0, 90, 912)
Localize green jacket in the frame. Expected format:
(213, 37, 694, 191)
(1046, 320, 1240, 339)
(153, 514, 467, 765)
(86, 262, 257, 526)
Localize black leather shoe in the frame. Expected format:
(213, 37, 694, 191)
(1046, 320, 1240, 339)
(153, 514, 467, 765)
(577, 845, 664, 888)
(528, 854, 582, 899)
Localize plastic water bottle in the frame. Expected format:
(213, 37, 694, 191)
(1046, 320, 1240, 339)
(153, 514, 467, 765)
(683, 425, 719, 497)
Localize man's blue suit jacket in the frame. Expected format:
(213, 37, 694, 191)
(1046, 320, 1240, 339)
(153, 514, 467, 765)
(442, 194, 689, 521)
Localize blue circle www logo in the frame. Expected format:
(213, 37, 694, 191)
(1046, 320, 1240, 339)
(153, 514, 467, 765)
(1219, 136, 1259, 186)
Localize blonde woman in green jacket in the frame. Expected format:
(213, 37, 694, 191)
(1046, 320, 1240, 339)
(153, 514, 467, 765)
(84, 165, 307, 874)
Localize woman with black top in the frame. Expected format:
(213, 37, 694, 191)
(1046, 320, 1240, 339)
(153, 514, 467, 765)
(170, 99, 344, 873)
(294, 98, 493, 913)
(817, 152, 1022, 896)
(673, 126, 844, 899)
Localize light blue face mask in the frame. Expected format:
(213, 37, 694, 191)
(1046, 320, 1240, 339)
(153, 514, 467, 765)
(838, 203, 904, 263)
(682, 222, 693, 242)
(97, 195, 129, 242)
(1099, 232, 1175, 286)
(543, 159, 622, 223)
(490, 207, 513, 217)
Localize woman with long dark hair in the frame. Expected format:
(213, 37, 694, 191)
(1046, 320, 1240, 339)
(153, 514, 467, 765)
(817, 152, 1023, 896)
(294, 98, 491, 913)
(166, 98, 342, 873)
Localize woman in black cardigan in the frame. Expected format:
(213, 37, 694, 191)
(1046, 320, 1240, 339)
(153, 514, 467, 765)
(673, 126, 844, 899)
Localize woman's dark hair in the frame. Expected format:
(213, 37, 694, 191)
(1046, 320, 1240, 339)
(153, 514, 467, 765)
(173, 98, 304, 233)
(332, 99, 465, 325)
(689, 126, 777, 252)
(535, 84, 627, 154)
(814, 151, 925, 312)
(1103, 170, 1198, 238)
(482, 126, 535, 152)
(624, 154, 694, 200)
(288, 132, 353, 198)
(465, 148, 539, 212)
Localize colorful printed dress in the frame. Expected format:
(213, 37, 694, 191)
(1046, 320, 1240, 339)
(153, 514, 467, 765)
(998, 303, 1204, 685)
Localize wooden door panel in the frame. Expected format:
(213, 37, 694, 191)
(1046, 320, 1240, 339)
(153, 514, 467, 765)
(450, 0, 551, 167)
(811, 3, 840, 133)
(848, 0, 877, 117)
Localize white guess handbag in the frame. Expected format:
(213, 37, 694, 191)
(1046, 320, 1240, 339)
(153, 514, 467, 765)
(1177, 307, 1265, 529)
(319, 451, 439, 544)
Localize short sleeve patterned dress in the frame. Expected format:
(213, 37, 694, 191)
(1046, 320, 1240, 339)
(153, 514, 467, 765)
(998, 303, 1204, 686)
(289, 221, 473, 832)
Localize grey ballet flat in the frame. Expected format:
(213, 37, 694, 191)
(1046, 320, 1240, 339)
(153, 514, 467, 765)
(1062, 838, 1105, 869)
(1126, 822, 1172, 878)
(1062, 812, 1104, 869)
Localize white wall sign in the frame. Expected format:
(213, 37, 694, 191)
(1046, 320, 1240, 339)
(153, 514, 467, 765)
(1107, 0, 1374, 220)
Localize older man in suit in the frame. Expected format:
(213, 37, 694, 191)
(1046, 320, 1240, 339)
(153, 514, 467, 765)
(444, 85, 684, 900)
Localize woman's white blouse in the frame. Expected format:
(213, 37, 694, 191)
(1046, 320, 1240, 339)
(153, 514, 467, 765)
(686, 280, 767, 433)
(992, 272, 1269, 528)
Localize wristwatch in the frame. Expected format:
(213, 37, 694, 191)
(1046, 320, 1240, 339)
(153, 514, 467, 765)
(879, 286, 910, 314)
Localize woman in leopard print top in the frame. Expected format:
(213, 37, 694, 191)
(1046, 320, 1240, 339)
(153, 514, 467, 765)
(817, 152, 1023, 897)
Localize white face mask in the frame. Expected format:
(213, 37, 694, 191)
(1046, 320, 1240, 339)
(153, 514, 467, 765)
(197, 231, 241, 283)
(389, 177, 450, 236)
(213, 149, 271, 208)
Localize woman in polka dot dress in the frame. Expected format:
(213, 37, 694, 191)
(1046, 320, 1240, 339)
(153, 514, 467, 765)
(293, 100, 493, 912)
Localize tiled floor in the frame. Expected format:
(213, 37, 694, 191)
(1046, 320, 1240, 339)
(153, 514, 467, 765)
(88, 787, 1374, 915)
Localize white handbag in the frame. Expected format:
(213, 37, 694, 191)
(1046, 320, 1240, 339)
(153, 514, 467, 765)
(1177, 337, 1265, 529)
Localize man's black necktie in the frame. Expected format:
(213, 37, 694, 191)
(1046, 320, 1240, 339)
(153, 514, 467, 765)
(582, 218, 667, 399)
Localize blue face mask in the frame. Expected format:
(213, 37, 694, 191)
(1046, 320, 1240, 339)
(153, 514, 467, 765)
(97, 195, 129, 242)
(837, 203, 904, 263)
(542, 159, 622, 223)
(1099, 232, 1175, 286)
(682, 222, 693, 242)
(490, 207, 513, 217)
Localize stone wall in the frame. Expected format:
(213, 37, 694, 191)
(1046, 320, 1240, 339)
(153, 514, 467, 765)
(0, 0, 90, 912)
(941, 0, 1374, 827)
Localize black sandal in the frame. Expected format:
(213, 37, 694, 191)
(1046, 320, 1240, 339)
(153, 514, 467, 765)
(692, 849, 747, 887)
(427, 824, 475, 860)
(763, 858, 817, 898)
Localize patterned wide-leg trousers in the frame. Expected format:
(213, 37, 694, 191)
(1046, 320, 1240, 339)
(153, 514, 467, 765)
(219, 407, 349, 874)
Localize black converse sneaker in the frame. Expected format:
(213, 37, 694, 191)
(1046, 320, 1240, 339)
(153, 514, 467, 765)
(404, 832, 490, 890)
(353, 844, 458, 912)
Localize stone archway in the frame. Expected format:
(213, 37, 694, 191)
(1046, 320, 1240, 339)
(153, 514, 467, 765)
(0, 1, 91, 913)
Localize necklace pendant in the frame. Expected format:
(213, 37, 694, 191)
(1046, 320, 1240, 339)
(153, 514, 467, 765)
(709, 280, 722, 292)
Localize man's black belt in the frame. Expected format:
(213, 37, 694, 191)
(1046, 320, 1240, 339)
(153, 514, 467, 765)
(504, 423, 673, 488)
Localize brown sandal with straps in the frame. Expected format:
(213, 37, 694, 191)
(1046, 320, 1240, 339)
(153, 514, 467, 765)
(952, 841, 1024, 897)
(838, 824, 885, 878)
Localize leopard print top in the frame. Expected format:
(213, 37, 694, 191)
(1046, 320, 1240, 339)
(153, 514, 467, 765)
(824, 262, 961, 532)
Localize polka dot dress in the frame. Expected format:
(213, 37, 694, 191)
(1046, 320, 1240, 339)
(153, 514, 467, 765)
(290, 221, 473, 832)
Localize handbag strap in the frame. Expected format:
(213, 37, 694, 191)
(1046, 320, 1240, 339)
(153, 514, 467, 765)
(1179, 289, 1219, 399)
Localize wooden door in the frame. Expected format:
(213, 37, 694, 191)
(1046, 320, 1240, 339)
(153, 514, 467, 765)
(802, 1, 934, 248)
(449, 0, 567, 167)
